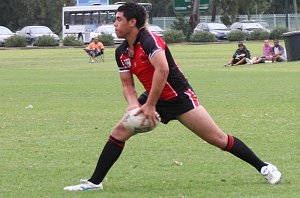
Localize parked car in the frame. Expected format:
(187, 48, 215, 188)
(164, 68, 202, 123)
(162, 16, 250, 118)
(0, 26, 14, 46)
(193, 22, 230, 40)
(17, 26, 59, 45)
(148, 25, 164, 38)
(90, 24, 124, 44)
(229, 21, 269, 36)
(240, 20, 270, 30)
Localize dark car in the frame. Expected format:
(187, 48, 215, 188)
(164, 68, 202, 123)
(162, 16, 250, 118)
(193, 22, 230, 40)
(229, 21, 269, 35)
(17, 26, 59, 45)
(0, 26, 14, 46)
(148, 25, 164, 38)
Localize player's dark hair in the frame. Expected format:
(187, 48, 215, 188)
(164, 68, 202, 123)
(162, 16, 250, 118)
(117, 3, 147, 29)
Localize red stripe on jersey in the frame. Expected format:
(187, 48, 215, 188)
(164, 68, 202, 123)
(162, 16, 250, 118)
(148, 31, 162, 58)
(119, 53, 130, 72)
(184, 89, 200, 108)
(165, 82, 178, 98)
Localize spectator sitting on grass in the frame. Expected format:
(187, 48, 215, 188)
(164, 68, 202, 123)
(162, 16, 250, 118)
(246, 40, 273, 64)
(224, 42, 250, 67)
(272, 39, 287, 62)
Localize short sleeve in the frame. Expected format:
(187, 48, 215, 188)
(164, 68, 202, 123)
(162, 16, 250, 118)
(140, 31, 165, 58)
(115, 47, 130, 73)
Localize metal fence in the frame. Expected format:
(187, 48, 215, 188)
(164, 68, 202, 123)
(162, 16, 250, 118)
(153, 14, 300, 31)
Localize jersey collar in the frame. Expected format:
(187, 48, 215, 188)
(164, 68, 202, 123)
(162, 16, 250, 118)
(120, 28, 146, 55)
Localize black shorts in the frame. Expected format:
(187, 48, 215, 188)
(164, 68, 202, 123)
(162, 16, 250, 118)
(260, 56, 266, 63)
(138, 89, 200, 124)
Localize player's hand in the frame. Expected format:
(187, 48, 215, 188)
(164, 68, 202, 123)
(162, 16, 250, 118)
(138, 104, 160, 127)
(126, 104, 140, 112)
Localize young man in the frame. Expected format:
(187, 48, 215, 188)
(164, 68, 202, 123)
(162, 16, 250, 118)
(246, 40, 273, 64)
(224, 42, 250, 66)
(85, 37, 104, 63)
(64, 3, 282, 191)
(272, 39, 287, 62)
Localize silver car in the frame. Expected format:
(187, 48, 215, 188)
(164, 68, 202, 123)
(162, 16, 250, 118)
(229, 21, 270, 35)
(17, 26, 59, 45)
(0, 26, 14, 46)
(193, 22, 230, 40)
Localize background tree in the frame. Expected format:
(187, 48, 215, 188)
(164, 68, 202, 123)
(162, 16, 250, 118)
(0, 0, 75, 33)
(211, 0, 219, 22)
(0, 0, 298, 34)
(190, 0, 200, 29)
(170, 14, 192, 40)
(0, 0, 27, 31)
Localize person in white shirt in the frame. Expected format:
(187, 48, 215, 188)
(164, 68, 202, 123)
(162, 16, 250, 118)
(272, 39, 287, 62)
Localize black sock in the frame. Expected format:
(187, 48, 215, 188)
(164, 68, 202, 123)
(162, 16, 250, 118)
(88, 135, 125, 184)
(223, 135, 267, 172)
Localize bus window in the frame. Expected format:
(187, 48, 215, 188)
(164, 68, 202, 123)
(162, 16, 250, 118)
(92, 12, 99, 24)
(100, 11, 108, 24)
(70, 13, 76, 25)
(75, 13, 83, 25)
(83, 12, 91, 24)
(107, 12, 116, 24)
(64, 12, 70, 25)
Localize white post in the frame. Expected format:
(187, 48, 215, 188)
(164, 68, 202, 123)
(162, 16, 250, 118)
(293, 0, 299, 30)
(288, 14, 291, 30)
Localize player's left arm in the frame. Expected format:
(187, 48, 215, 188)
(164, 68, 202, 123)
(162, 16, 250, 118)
(140, 50, 169, 122)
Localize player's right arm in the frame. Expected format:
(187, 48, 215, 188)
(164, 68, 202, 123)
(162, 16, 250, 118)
(119, 71, 140, 111)
(116, 44, 140, 111)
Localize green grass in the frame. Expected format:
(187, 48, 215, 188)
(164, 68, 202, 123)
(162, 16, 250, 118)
(0, 42, 299, 198)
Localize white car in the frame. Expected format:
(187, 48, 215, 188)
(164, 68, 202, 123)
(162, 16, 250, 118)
(230, 21, 270, 35)
(148, 25, 164, 38)
(0, 26, 14, 46)
(90, 24, 124, 44)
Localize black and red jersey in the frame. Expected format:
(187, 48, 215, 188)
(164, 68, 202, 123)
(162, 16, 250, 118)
(115, 28, 191, 100)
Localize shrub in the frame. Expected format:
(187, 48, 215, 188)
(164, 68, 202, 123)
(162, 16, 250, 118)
(63, 36, 84, 46)
(220, 15, 231, 26)
(98, 34, 114, 46)
(190, 31, 216, 42)
(170, 15, 192, 41)
(163, 30, 185, 43)
(227, 30, 246, 41)
(269, 27, 289, 40)
(248, 29, 269, 40)
(4, 35, 27, 47)
(35, 35, 59, 46)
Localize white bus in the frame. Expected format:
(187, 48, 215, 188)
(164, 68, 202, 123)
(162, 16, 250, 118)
(62, 3, 152, 43)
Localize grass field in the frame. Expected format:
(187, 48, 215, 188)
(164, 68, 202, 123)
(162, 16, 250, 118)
(0, 42, 299, 198)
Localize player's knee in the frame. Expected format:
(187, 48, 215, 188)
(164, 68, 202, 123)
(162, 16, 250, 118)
(213, 133, 228, 149)
(111, 123, 134, 142)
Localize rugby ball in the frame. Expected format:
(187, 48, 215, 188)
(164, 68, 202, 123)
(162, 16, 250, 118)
(122, 108, 160, 133)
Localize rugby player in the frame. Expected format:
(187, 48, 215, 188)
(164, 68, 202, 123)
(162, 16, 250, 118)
(64, 3, 282, 191)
